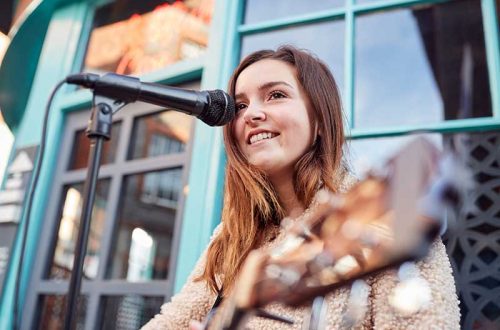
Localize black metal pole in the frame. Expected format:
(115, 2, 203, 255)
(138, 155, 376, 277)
(63, 96, 126, 330)
(63, 136, 104, 330)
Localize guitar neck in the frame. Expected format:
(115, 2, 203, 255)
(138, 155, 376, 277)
(201, 137, 466, 330)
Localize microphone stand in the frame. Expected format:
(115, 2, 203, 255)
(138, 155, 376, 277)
(63, 94, 127, 330)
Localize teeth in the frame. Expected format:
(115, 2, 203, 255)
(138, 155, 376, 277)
(250, 132, 274, 144)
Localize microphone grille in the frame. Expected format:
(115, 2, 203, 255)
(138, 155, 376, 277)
(200, 90, 235, 126)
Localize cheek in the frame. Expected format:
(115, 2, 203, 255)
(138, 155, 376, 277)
(232, 117, 246, 146)
(280, 113, 312, 140)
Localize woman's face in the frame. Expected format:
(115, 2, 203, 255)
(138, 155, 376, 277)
(233, 59, 315, 179)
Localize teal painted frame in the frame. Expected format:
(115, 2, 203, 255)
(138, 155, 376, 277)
(238, 0, 448, 36)
(0, 3, 91, 329)
(173, 0, 500, 292)
(237, 0, 500, 139)
(350, 117, 500, 139)
(482, 0, 500, 118)
(173, 0, 245, 293)
(0, 0, 89, 130)
(1, 1, 243, 325)
(345, 0, 355, 129)
(1, 1, 246, 325)
(1, 3, 236, 321)
(58, 58, 205, 113)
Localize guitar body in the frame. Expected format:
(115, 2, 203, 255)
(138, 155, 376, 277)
(204, 137, 466, 330)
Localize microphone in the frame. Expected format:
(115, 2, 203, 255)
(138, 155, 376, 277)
(65, 72, 235, 126)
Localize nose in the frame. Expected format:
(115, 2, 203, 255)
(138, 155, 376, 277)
(243, 103, 266, 125)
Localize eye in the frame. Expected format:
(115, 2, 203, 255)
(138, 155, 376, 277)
(268, 90, 287, 100)
(235, 102, 247, 113)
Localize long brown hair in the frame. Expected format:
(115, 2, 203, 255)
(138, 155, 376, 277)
(198, 45, 345, 295)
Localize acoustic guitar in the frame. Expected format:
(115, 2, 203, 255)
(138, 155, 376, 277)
(203, 137, 468, 330)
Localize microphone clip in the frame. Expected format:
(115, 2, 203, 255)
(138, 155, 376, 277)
(86, 94, 127, 140)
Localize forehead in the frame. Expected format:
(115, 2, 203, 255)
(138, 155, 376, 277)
(235, 59, 299, 93)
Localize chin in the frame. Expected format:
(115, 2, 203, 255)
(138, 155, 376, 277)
(249, 159, 278, 174)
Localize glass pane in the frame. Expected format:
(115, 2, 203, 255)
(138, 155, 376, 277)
(347, 134, 443, 177)
(69, 121, 122, 170)
(128, 110, 193, 160)
(49, 179, 110, 279)
(83, 0, 214, 75)
(241, 21, 345, 101)
(244, 0, 344, 24)
(107, 168, 183, 280)
(354, 0, 493, 129)
(38, 295, 87, 330)
(99, 295, 164, 330)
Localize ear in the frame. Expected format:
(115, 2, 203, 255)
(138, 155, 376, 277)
(312, 121, 321, 146)
(314, 121, 321, 137)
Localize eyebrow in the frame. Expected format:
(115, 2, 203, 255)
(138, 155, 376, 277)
(235, 81, 293, 100)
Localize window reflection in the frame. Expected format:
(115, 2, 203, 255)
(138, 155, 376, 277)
(49, 180, 110, 280)
(99, 295, 164, 330)
(127, 228, 155, 281)
(129, 110, 192, 160)
(38, 295, 86, 330)
(84, 0, 214, 75)
(347, 134, 442, 177)
(69, 121, 122, 170)
(243, 0, 344, 24)
(355, 0, 493, 129)
(107, 168, 183, 281)
(241, 21, 345, 99)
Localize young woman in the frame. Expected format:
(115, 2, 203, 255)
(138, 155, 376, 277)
(142, 46, 460, 329)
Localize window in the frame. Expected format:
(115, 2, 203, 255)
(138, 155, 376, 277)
(243, 0, 343, 24)
(49, 180, 111, 280)
(83, 0, 215, 75)
(98, 295, 163, 329)
(27, 80, 197, 329)
(39, 295, 87, 330)
(354, 1, 493, 129)
(241, 21, 346, 99)
(238, 0, 500, 327)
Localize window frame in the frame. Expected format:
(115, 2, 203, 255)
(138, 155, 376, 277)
(21, 0, 215, 327)
(25, 98, 196, 329)
(233, 1, 500, 328)
(237, 0, 500, 139)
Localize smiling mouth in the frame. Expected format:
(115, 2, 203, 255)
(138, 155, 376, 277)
(249, 132, 279, 145)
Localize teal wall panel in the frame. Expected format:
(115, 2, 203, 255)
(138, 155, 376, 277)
(0, 0, 83, 130)
(482, 0, 500, 117)
(0, 0, 51, 130)
(173, 0, 244, 293)
(0, 3, 89, 329)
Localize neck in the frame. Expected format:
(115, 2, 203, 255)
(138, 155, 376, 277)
(269, 172, 304, 217)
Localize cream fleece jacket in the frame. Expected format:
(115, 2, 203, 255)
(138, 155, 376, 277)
(142, 229, 459, 329)
(142, 181, 460, 329)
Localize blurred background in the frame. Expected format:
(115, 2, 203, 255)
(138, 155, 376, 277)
(0, 0, 499, 329)
(0, 3, 15, 189)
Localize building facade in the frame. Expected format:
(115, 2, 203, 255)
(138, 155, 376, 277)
(0, 0, 499, 329)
